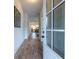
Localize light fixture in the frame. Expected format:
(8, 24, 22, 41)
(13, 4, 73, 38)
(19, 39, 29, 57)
(31, 25, 36, 30)
(27, 0, 38, 3)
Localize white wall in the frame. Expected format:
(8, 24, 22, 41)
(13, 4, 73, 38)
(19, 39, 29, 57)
(14, 15, 25, 54)
(14, 28, 24, 54)
(14, 13, 30, 54)
(14, 2, 25, 54)
(23, 14, 31, 39)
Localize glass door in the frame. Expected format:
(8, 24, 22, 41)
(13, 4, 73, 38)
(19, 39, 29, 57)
(46, 0, 65, 58)
(46, 0, 52, 48)
(53, 2, 65, 58)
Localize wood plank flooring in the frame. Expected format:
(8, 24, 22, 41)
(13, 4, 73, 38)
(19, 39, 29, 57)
(14, 34, 43, 59)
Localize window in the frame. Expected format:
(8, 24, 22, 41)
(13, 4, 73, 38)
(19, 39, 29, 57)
(47, 12, 51, 29)
(46, 12, 52, 48)
(46, 0, 52, 47)
(53, 3, 65, 29)
(53, 31, 64, 57)
(53, 2, 65, 58)
(46, 31, 51, 48)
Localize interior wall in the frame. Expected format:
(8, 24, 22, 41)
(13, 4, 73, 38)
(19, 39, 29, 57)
(14, 0, 25, 54)
(14, 13, 31, 54)
(14, 14, 25, 54)
(14, 3, 31, 53)
(23, 14, 31, 39)
(14, 28, 24, 54)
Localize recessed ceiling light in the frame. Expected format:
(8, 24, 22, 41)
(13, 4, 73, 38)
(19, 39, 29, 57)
(27, 0, 38, 3)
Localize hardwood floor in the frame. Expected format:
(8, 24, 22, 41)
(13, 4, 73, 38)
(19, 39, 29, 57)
(15, 34, 43, 59)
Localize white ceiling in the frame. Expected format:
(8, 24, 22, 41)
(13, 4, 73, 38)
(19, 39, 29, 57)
(15, 0, 43, 16)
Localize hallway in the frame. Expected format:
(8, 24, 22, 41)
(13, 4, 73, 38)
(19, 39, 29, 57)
(14, 0, 65, 59)
(15, 33, 43, 59)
